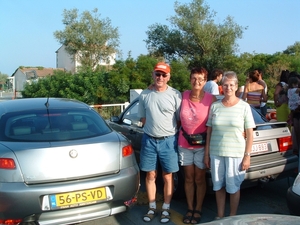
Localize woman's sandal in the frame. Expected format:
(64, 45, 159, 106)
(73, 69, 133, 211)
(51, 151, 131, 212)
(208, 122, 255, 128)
(183, 209, 193, 224)
(191, 210, 202, 224)
(160, 209, 171, 223)
(143, 208, 157, 222)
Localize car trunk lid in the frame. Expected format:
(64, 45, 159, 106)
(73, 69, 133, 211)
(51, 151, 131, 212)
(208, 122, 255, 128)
(4, 133, 121, 184)
(252, 123, 292, 156)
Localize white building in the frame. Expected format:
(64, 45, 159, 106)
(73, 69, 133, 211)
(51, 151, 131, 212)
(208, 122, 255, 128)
(11, 67, 64, 94)
(55, 45, 116, 73)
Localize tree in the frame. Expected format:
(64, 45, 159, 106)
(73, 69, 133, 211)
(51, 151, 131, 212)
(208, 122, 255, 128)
(106, 55, 160, 103)
(145, 0, 245, 71)
(283, 42, 300, 55)
(22, 70, 100, 104)
(0, 72, 8, 90)
(54, 8, 120, 70)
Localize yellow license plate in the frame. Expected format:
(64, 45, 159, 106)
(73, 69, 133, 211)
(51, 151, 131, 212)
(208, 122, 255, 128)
(50, 187, 107, 209)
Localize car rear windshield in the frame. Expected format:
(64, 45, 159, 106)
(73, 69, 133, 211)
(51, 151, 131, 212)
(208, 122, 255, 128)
(251, 107, 268, 124)
(0, 108, 111, 142)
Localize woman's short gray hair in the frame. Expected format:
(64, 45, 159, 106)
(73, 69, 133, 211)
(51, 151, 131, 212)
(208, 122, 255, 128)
(222, 71, 238, 85)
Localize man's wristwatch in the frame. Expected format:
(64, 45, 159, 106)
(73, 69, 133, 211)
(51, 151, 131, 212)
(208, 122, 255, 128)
(244, 152, 251, 156)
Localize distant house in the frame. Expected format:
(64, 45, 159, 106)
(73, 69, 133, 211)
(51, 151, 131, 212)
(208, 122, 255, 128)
(11, 67, 64, 92)
(55, 45, 116, 73)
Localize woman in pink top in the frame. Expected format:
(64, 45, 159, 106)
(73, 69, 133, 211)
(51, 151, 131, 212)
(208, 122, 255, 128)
(178, 67, 217, 224)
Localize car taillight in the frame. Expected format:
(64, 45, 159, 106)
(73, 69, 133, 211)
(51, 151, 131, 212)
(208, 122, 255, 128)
(0, 219, 22, 225)
(122, 144, 133, 157)
(0, 158, 16, 169)
(277, 136, 292, 152)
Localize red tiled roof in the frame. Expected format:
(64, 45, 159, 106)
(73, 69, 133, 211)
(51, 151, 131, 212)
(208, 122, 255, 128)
(19, 67, 64, 77)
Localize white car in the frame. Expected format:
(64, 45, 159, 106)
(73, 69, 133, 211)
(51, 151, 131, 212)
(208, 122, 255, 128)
(287, 173, 300, 216)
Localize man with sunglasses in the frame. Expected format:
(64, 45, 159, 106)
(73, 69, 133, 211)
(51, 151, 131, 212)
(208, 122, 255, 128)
(138, 62, 182, 223)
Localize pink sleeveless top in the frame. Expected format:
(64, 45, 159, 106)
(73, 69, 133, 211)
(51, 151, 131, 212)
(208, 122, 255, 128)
(178, 90, 213, 149)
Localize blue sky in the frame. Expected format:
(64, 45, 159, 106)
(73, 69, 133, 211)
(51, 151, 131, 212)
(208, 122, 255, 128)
(1, 0, 299, 75)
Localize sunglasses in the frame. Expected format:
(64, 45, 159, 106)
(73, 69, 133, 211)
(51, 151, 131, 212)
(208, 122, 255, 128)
(155, 72, 168, 78)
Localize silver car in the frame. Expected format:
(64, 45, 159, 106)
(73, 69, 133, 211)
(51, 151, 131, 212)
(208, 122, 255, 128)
(0, 98, 140, 225)
(108, 98, 298, 198)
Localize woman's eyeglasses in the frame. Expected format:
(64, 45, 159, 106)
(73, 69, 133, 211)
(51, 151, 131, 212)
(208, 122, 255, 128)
(155, 72, 168, 78)
(191, 78, 205, 82)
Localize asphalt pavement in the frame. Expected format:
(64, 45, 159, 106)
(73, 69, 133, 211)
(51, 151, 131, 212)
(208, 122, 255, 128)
(80, 171, 298, 225)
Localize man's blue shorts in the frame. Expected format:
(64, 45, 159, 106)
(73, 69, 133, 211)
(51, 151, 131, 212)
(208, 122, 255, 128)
(139, 133, 179, 173)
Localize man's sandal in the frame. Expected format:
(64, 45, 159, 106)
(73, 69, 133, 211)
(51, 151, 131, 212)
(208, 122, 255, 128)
(191, 210, 202, 224)
(160, 209, 171, 223)
(143, 208, 157, 222)
(183, 209, 193, 224)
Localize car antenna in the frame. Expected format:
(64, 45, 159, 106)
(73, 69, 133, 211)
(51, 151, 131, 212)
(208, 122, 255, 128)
(45, 97, 49, 108)
(45, 76, 51, 108)
(44, 84, 52, 129)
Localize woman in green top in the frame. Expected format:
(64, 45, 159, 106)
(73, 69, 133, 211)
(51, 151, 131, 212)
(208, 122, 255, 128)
(274, 70, 290, 122)
(205, 71, 255, 219)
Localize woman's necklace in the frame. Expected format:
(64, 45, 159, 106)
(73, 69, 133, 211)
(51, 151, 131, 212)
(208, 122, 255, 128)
(190, 91, 204, 101)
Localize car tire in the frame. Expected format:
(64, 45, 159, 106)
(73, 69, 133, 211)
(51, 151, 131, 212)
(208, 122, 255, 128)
(172, 167, 185, 199)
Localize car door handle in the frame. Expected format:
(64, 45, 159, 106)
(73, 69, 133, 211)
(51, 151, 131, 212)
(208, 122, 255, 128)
(129, 129, 136, 134)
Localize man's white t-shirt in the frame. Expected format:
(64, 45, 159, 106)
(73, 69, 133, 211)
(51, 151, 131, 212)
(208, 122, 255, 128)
(138, 86, 182, 137)
(260, 80, 267, 107)
(204, 81, 219, 95)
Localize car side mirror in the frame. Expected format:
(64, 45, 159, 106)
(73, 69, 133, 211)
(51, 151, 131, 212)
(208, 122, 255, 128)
(110, 116, 120, 123)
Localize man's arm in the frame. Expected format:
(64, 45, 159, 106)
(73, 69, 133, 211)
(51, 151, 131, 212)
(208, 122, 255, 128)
(140, 117, 146, 127)
(204, 126, 212, 169)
